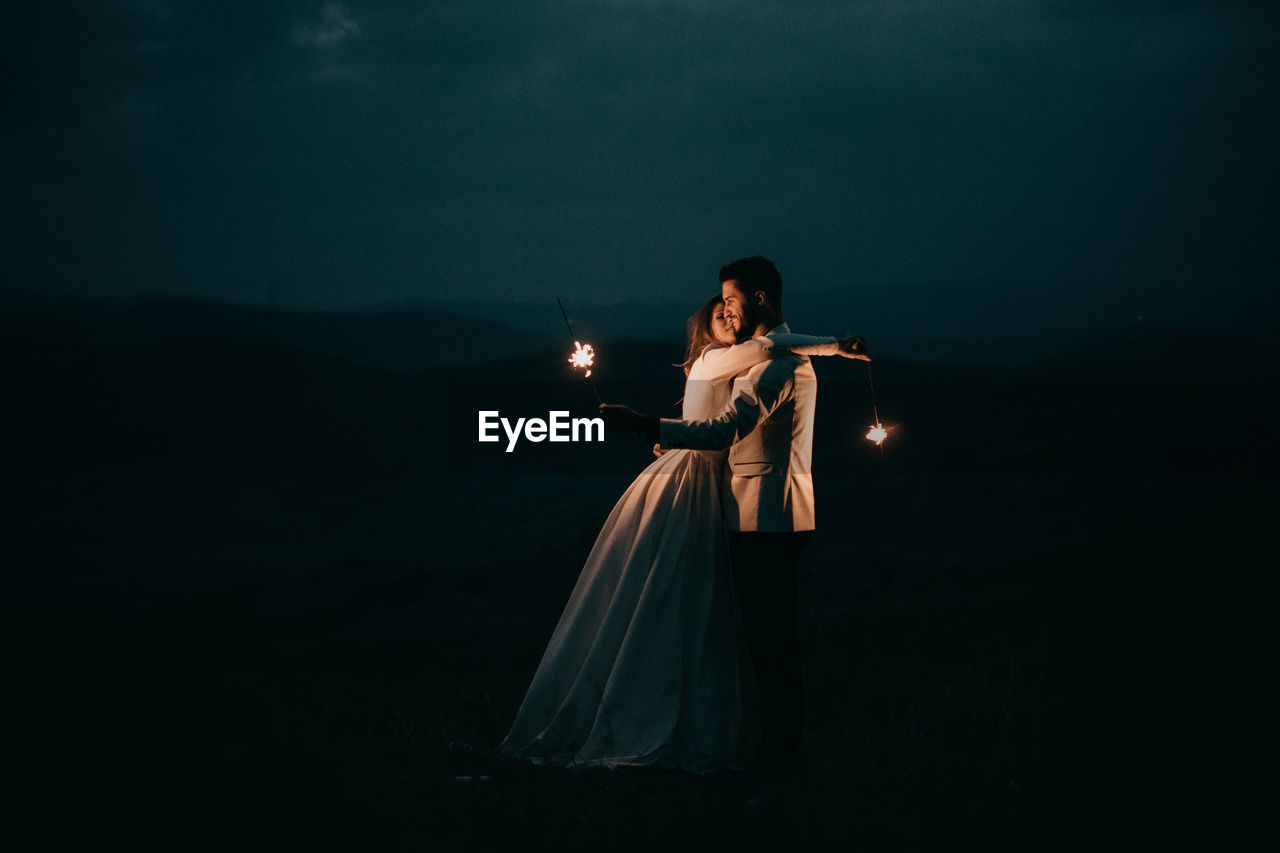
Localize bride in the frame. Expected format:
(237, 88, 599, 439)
(498, 295, 863, 772)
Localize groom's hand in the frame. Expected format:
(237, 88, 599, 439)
(599, 404, 659, 441)
(837, 335, 871, 361)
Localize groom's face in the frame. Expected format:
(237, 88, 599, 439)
(720, 278, 755, 338)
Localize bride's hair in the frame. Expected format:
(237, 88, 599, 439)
(679, 294, 725, 376)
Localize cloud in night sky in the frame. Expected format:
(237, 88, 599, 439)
(291, 3, 361, 49)
(4, 1, 1277, 333)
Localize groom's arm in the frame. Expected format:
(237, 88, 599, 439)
(658, 358, 797, 451)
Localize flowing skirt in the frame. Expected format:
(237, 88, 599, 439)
(499, 448, 741, 772)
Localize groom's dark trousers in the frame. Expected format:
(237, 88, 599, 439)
(729, 530, 812, 762)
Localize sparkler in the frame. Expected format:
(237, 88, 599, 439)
(864, 360, 888, 447)
(557, 296, 603, 405)
(863, 358, 894, 520)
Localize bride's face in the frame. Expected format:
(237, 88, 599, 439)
(710, 303, 738, 346)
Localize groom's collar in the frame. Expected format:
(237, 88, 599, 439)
(758, 322, 790, 338)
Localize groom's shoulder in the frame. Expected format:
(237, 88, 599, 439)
(748, 350, 804, 384)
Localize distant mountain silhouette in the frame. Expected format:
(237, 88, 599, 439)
(360, 295, 693, 346)
(367, 277, 1277, 365)
(9, 285, 1275, 372)
(0, 290, 558, 372)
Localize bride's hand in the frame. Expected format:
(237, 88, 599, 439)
(652, 443, 668, 458)
(600, 403, 646, 433)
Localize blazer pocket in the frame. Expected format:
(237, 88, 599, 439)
(731, 461, 773, 476)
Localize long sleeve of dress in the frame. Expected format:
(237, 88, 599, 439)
(694, 334, 840, 382)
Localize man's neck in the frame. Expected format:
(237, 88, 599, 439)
(750, 309, 784, 338)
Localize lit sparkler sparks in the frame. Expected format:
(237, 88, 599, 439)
(863, 360, 890, 447)
(557, 296, 603, 405)
(568, 341, 595, 377)
(859, 357, 894, 514)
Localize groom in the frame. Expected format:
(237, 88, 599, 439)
(601, 256, 869, 771)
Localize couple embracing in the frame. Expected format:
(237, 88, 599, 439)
(499, 256, 869, 774)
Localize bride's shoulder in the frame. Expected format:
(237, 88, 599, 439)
(689, 342, 728, 371)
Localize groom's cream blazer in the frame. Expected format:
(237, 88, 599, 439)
(658, 323, 817, 533)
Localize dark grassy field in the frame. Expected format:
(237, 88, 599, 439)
(4, 314, 1273, 849)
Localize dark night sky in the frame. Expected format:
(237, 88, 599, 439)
(5, 1, 1277, 335)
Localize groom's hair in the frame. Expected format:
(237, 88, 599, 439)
(719, 256, 783, 313)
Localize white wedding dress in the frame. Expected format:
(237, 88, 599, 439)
(499, 332, 840, 772)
